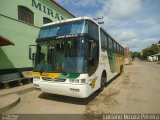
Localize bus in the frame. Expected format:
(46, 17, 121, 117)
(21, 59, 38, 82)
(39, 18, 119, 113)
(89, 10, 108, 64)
(29, 17, 124, 98)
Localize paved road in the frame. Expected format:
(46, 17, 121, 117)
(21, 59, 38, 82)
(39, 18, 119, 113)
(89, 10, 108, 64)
(6, 59, 160, 119)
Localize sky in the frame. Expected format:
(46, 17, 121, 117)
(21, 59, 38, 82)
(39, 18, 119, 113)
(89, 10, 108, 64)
(54, 0, 160, 51)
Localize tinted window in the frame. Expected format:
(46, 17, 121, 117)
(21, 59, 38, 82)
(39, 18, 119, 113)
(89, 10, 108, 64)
(39, 20, 87, 38)
(100, 29, 108, 50)
(88, 40, 99, 76)
(113, 41, 117, 51)
(88, 21, 99, 40)
(108, 37, 113, 50)
(118, 44, 121, 52)
(35, 38, 88, 73)
(122, 48, 124, 54)
(117, 44, 119, 52)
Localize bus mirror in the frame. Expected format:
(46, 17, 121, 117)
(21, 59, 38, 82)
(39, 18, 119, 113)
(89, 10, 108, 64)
(29, 45, 36, 60)
(32, 53, 36, 60)
(89, 40, 94, 60)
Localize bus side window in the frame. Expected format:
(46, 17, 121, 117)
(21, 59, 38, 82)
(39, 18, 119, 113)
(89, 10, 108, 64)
(88, 40, 99, 76)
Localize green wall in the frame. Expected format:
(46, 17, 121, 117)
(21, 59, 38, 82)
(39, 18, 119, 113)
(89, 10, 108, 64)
(0, 0, 74, 70)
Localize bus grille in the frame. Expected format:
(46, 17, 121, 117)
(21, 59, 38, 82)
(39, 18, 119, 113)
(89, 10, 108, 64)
(54, 78, 66, 82)
(42, 77, 52, 81)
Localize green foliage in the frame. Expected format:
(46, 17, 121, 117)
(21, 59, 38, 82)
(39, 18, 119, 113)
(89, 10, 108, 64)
(131, 52, 141, 60)
(131, 44, 160, 60)
(141, 44, 160, 60)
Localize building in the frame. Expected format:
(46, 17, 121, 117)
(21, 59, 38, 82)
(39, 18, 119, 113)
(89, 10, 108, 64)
(124, 48, 129, 58)
(147, 53, 160, 62)
(0, 0, 75, 75)
(124, 48, 131, 64)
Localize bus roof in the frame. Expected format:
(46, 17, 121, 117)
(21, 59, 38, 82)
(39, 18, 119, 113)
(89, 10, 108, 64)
(42, 17, 124, 48)
(42, 17, 99, 27)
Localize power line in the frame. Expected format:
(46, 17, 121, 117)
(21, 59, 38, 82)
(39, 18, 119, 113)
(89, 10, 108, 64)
(93, 16, 104, 25)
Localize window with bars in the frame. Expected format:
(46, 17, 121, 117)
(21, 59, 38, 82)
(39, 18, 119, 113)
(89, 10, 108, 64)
(43, 17, 52, 24)
(18, 6, 34, 25)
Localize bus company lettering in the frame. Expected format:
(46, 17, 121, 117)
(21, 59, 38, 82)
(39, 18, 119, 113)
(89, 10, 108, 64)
(32, 0, 64, 20)
(56, 34, 78, 39)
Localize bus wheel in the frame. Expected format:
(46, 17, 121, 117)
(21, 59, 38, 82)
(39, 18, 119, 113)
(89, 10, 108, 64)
(98, 73, 106, 92)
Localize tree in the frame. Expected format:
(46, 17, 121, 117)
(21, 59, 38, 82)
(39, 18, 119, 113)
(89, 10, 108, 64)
(141, 44, 160, 60)
(131, 52, 141, 60)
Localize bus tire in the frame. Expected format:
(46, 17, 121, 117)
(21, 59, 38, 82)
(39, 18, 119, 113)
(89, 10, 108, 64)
(98, 72, 107, 92)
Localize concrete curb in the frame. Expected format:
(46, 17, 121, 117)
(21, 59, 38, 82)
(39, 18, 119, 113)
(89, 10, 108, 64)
(0, 84, 35, 113)
(0, 94, 20, 113)
(0, 84, 34, 97)
(17, 87, 35, 95)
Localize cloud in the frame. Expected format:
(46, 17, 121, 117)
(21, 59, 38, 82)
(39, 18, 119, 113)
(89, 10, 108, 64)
(115, 30, 139, 50)
(55, 0, 98, 7)
(54, 0, 160, 52)
(73, 0, 98, 7)
(108, 0, 142, 18)
(119, 36, 159, 51)
(95, 0, 142, 28)
(111, 28, 159, 51)
(95, 0, 142, 19)
(120, 30, 138, 41)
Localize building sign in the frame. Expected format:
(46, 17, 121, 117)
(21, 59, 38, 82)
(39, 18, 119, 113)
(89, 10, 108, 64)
(32, 0, 64, 21)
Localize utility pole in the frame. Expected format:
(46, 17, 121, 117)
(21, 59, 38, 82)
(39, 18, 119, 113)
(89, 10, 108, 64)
(93, 16, 104, 25)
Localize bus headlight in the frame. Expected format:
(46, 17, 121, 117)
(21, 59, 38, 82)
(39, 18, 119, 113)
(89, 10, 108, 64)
(69, 79, 86, 83)
(69, 79, 79, 83)
(34, 76, 40, 80)
(80, 79, 86, 83)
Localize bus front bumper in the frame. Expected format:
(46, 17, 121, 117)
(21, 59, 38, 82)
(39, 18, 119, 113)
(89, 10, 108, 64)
(33, 80, 92, 98)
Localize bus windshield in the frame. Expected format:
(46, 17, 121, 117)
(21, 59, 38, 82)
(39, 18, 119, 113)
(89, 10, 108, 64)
(39, 20, 88, 39)
(34, 37, 88, 73)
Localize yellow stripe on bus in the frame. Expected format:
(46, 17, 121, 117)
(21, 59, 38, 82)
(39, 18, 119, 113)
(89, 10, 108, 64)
(33, 72, 61, 78)
(33, 72, 41, 76)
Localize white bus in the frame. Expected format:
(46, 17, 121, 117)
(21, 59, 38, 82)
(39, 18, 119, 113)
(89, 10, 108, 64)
(29, 17, 124, 98)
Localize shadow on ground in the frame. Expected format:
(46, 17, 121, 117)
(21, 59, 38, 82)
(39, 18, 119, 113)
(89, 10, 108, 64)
(38, 74, 122, 105)
(38, 91, 100, 105)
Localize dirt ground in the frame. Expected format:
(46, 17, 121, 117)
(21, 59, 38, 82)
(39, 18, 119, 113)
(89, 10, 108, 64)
(6, 59, 160, 120)
(84, 59, 160, 119)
